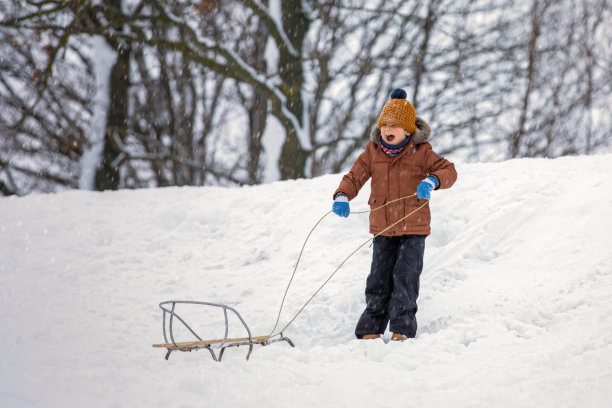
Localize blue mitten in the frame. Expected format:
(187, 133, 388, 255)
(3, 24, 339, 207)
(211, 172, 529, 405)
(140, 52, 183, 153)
(417, 176, 439, 200)
(332, 194, 350, 217)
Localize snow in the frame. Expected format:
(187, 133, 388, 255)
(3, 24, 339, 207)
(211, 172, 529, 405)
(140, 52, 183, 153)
(1, 154, 612, 407)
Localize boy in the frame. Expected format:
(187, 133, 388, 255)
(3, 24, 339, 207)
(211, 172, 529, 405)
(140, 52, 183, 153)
(332, 88, 457, 341)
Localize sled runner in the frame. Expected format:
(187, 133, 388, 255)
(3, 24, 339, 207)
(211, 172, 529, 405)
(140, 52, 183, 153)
(152, 300, 294, 362)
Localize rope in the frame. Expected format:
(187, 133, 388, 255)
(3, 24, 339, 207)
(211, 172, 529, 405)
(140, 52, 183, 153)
(269, 193, 428, 337)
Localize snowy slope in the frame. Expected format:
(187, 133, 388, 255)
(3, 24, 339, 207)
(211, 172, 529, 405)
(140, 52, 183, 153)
(1, 155, 612, 408)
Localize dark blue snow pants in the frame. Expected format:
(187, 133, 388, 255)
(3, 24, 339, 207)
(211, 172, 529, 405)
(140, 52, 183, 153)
(355, 234, 426, 339)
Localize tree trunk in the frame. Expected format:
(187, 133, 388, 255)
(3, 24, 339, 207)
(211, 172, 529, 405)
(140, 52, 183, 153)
(246, 89, 268, 184)
(94, 1, 130, 190)
(277, 0, 310, 180)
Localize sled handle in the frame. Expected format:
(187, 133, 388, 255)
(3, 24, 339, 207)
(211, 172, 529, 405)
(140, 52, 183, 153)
(159, 300, 254, 351)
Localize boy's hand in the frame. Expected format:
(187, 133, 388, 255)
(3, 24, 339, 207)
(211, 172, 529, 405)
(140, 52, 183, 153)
(332, 194, 350, 217)
(417, 176, 439, 200)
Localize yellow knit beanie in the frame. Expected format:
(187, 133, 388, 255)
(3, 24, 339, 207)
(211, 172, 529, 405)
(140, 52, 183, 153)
(377, 88, 416, 134)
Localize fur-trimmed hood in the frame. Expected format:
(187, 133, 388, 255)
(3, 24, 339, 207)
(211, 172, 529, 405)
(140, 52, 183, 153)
(369, 116, 431, 145)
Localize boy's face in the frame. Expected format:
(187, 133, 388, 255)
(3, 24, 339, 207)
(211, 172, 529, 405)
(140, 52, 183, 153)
(380, 124, 410, 145)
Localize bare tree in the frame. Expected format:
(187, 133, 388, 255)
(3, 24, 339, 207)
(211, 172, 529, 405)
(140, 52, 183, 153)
(1, 0, 611, 196)
(94, 0, 130, 190)
(306, 1, 428, 175)
(0, 2, 94, 195)
(505, 0, 611, 158)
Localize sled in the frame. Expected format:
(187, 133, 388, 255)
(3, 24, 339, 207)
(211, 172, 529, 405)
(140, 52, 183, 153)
(152, 300, 294, 362)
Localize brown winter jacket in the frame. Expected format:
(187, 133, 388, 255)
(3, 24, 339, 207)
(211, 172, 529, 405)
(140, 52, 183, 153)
(334, 117, 457, 236)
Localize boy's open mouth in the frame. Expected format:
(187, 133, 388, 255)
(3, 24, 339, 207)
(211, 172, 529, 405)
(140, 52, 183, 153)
(386, 135, 395, 143)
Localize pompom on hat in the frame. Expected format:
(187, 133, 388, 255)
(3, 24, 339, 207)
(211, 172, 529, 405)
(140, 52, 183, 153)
(377, 88, 417, 134)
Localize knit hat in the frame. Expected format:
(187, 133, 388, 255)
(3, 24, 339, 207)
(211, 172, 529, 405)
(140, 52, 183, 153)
(377, 88, 416, 134)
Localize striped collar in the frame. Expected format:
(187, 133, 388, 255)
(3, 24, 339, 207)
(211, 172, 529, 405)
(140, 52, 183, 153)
(379, 135, 411, 156)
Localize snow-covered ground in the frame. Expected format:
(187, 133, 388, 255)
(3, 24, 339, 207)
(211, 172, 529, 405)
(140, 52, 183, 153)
(2, 154, 612, 407)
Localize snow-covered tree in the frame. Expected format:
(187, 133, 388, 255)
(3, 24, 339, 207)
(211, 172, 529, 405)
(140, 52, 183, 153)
(0, 2, 94, 195)
(1, 0, 610, 195)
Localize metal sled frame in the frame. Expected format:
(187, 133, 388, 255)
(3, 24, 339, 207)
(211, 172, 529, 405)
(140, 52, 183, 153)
(152, 300, 294, 362)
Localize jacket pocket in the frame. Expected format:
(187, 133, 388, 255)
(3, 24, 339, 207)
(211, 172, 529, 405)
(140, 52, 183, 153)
(368, 194, 387, 228)
(404, 195, 430, 228)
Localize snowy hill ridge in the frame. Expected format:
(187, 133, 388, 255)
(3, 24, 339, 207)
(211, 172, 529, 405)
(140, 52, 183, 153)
(2, 155, 612, 407)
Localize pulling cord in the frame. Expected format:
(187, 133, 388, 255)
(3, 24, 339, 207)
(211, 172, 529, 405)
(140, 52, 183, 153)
(269, 193, 428, 337)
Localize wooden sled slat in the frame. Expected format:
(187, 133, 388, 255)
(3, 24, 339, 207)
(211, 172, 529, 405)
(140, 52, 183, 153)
(153, 335, 272, 349)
